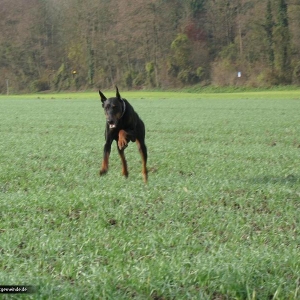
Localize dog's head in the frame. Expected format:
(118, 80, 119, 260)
(99, 86, 126, 129)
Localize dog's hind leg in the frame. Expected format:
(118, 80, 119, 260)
(136, 139, 148, 183)
(117, 145, 128, 178)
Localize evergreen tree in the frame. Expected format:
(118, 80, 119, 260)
(274, 0, 291, 82)
(265, 0, 274, 68)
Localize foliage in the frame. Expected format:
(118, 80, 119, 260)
(122, 70, 135, 89)
(264, 0, 275, 68)
(1, 91, 300, 299)
(171, 34, 191, 69)
(292, 61, 300, 85)
(256, 69, 279, 87)
(133, 72, 146, 88)
(145, 62, 155, 87)
(189, 0, 206, 17)
(30, 79, 50, 92)
(196, 66, 204, 80)
(273, 0, 291, 83)
(219, 43, 239, 62)
(177, 68, 198, 84)
(53, 64, 70, 91)
(170, 34, 202, 85)
(0, 0, 300, 92)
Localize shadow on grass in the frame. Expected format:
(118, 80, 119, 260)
(249, 174, 299, 185)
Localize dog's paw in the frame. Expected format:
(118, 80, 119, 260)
(118, 138, 128, 150)
(122, 169, 129, 177)
(99, 169, 107, 176)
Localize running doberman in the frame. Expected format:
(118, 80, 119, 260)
(99, 87, 148, 183)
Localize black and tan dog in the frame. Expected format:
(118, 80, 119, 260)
(99, 87, 148, 183)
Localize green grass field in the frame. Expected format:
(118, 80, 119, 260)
(0, 90, 300, 299)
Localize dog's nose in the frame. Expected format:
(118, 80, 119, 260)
(108, 120, 114, 125)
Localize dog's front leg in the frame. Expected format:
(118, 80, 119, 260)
(100, 139, 113, 176)
(118, 130, 129, 150)
(118, 129, 136, 150)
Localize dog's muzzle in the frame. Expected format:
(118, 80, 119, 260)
(108, 120, 117, 129)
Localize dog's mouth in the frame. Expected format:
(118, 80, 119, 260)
(108, 121, 117, 129)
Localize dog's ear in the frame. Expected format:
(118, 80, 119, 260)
(99, 90, 107, 104)
(115, 86, 121, 100)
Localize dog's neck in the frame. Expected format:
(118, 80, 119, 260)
(120, 98, 126, 118)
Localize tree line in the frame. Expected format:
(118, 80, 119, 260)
(0, 0, 300, 93)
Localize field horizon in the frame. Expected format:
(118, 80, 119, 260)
(0, 90, 299, 299)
